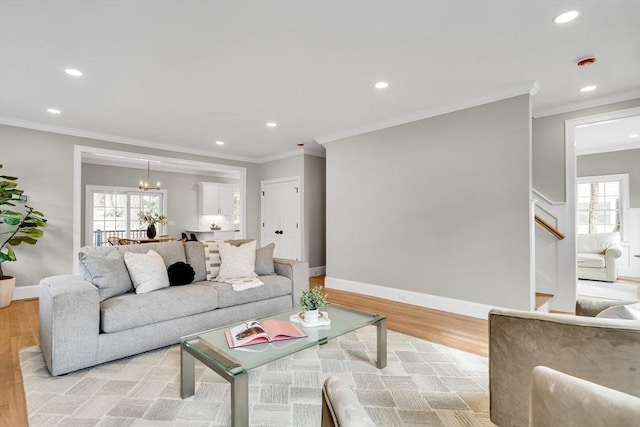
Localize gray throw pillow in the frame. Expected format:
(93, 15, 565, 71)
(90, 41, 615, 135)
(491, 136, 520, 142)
(255, 243, 275, 276)
(79, 251, 133, 301)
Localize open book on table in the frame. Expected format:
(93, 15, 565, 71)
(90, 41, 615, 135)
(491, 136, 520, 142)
(224, 319, 307, 348)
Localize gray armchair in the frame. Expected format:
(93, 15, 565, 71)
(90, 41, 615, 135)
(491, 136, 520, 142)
(489, 299, 640, 426)
(530, 366, 640, 427)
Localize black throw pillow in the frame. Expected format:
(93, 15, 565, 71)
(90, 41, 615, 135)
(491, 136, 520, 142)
(167, 262, 195, 286)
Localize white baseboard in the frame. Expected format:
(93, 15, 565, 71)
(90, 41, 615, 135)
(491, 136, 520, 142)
(325, 276, 498, 319)
(309, 266, 326, 277)
(13, 284, 39, 300)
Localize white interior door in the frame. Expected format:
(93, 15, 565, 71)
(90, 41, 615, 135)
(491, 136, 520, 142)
(261, 177, 301, 260)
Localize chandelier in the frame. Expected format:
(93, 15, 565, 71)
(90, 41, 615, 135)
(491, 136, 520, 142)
(139, 160, 160, 191)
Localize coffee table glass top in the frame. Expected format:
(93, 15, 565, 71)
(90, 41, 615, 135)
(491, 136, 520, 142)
(181, 304, 385, 377)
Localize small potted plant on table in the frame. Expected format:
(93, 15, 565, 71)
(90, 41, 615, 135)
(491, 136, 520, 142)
(299, 285, 328, 323)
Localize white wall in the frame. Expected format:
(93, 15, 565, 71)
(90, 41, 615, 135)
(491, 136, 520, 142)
(324, 94, 533, 313)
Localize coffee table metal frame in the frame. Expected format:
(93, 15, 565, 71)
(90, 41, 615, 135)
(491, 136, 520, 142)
(180, 304, 387, 427)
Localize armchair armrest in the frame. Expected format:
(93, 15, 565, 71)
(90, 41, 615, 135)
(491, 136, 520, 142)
(575, 297, 637, 317)
(489, 308, 640, 427)
(605, 244, 623, 259)
(39, 274, 100, 376)
(530, 366, 640, 427)
(274, 258, 309, 309)
(322, 376, 375, 427)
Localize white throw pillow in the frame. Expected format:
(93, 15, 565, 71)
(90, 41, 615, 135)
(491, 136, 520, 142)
(216, 240, 257, 281)
(124, 250, 170, 294)
(596, 302, 640, 320)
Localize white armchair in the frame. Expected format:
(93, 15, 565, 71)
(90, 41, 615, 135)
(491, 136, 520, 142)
(577, 232, 623, 282)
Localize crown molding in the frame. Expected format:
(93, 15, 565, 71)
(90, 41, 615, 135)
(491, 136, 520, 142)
(258, 145, 326, 163)
(0, 116, 262, 163)
(314, 84, 536, 145)
(532, 90, 640, 118)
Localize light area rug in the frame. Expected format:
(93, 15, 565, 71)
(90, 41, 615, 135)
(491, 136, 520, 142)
(577, 279, 639, 301)
(20, 327, 493, 427)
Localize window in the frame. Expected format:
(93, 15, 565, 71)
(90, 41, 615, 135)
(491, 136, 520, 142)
(87, 186, 166, 246)
(577, 174, 629, 236)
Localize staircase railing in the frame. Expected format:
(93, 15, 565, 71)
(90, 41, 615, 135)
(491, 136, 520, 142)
(534, 215, 565, 240)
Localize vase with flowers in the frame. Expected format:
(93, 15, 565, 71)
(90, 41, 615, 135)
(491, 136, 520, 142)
(137, 211, 168, 239)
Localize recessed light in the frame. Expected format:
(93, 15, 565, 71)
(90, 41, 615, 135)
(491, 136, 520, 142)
(580, 85, 597, 92)
(47, 108, 61, 114)
(215, 140, 225, 145)
(65, 68, 83, 77)
(266, 122, 277, 128)
(553, 10, 579, 24)
(375, 81, 389, 89)
(629, 134, 640, 139)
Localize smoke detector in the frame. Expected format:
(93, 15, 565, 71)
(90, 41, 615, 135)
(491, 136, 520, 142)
(577, 56, 596, 67)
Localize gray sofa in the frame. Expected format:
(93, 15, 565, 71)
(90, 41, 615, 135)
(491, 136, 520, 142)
(489, 298, 640, 426)
(39, 240, 308, 376)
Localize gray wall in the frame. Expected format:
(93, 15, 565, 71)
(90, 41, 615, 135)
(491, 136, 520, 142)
(325, 94, 532, 310)
(532, 98, 640, 202)
(577, 149, 640, 208)
(0, 124, 259, 287)
(304, 155, 326, 269)
(81, 164, 239, 244)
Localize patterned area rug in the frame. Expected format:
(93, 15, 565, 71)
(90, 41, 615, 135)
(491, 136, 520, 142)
(577, 279, 639, 301)
(20, 327, 493, 426)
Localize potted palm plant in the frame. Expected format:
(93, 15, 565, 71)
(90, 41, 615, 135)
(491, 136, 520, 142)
(299, 285, 328, 322)
(0, 164, 48, 308)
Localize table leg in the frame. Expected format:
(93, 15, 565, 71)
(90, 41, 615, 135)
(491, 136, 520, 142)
(180, 343, 195, 398)
(376, 317, 387, 369)
(231, 372, 249, 427)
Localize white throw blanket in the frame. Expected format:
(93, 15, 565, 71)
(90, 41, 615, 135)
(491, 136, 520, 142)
(225, 277, 264, 291)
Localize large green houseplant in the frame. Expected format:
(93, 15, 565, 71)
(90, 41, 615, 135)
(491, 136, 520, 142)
(0, 164, 47, 308)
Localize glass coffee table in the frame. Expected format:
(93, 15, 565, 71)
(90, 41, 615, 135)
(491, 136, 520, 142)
(180, 304, 387, 427)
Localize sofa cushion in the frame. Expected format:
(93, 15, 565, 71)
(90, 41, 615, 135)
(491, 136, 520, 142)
(577, 253, 606, 268)
(577, 232, 621, 254)
(100, 282, 219, 333)
(216, 240, 257, 281)
(117, 240, 186, 267)
(124, 250, 170, 294)
(255, 243, 276, 276)
(78, 251, 133, 301)
(184, 241, 207, 281)
(215, 274, 292, 308)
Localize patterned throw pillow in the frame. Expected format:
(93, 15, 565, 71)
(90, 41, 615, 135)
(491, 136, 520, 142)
(203, 240, 227, 281)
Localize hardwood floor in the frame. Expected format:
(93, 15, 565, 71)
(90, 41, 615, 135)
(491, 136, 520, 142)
(0, 277, 488, 426)
(0, 298, 38, 427)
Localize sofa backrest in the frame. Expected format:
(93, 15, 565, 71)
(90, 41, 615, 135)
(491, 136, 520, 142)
(577, 232, 620, 254)
(80, 240, 187, 267)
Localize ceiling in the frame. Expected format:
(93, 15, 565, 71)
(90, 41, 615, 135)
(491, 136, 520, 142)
(1, 1, 639, 163)
(575, 114, 640, 156)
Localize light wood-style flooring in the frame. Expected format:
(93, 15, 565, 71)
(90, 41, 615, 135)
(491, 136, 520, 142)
(0, 277, 488, 426)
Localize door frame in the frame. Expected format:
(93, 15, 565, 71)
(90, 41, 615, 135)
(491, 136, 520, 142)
(260, 176, 302, 260)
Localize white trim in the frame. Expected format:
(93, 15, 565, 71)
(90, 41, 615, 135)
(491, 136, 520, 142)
(534, 91, 640, 118)
(324, 276, 499, 319)
(260, 176, 302, 260)
(0, 116, 259, 163)
(309, 266, 326, 277)
(576, 173, 630, 240)
(315, 84, 536, 144)
(260, 146, 326, 163)
(84, 185, 169, 245)
(73, 145, 248, 272)
(13, 285, 39, 300)
(576, 142, 640, 156)
(532, 188, 565, 206)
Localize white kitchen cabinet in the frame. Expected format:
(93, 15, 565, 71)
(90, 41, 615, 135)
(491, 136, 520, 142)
(199, 183, 235, 216)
